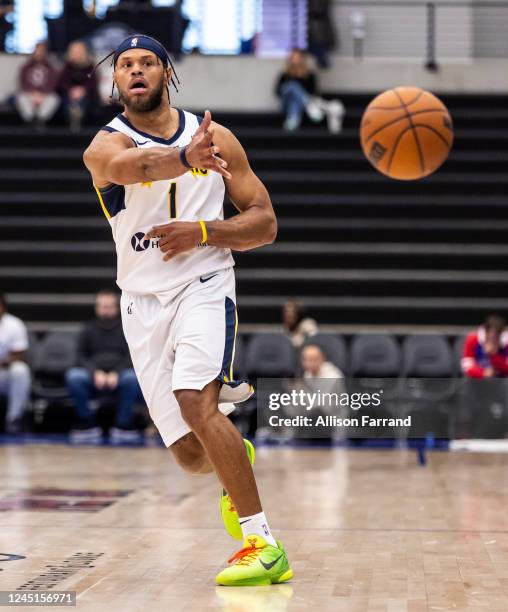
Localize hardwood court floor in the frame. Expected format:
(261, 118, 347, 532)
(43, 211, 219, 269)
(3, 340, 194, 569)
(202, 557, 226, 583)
(1, 444, 508, 611)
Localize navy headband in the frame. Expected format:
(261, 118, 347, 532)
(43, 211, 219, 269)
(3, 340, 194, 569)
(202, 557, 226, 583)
(89, 34, 181, 94)
(113, 34, 170, 67)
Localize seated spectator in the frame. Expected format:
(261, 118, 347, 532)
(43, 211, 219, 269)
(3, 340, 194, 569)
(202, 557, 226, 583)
(301, 344, 344, 379)
(275, 48, 344, 133)
(462, 314, 508, 378)
(283, 300, 318, 348)
(58, 40, 97, 132)
(15, 42, 60, 129)
(65, 290, 143, 443)
(0, 293, 31, 433)
(300, 345, 346, 432)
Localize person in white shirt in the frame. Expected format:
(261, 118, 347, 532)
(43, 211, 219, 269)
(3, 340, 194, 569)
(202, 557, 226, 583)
(301, 344, 346, 434)
(301, 343, 344, 380)
(0, 294, 31, 433)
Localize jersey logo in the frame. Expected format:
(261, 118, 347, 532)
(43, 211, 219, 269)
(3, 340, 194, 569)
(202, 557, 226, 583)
(189, 168, 209, 178)
(131, 232, 150, 252)
(138, 170, 207, 187)
(199, 273, 218, 283)
(131, 232, 160, 252)
(131, 37, 138, 47)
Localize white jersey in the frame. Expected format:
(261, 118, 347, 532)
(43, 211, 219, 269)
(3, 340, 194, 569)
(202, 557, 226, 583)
(95, 109, 235, 299)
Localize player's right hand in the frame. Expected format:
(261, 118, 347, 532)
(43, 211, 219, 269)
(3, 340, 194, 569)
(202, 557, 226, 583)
(184, 110, 232, 180)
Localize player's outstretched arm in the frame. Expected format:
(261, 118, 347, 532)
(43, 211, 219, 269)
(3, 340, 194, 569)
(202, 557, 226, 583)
(145, 124, 277, 259)
(83, 110, 230, 187)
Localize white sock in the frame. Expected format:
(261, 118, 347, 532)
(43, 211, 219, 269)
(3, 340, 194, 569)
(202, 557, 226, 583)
(239, 511, 277, 547)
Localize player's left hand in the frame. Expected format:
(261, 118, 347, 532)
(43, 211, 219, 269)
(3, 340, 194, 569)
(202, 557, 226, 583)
(145, 222, 202, 261)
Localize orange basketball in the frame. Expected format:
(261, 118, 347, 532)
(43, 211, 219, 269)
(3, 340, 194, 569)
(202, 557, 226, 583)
(360, 86, 453, 180)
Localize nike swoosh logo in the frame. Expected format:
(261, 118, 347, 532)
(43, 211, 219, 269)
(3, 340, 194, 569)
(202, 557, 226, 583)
(239, 519, 250, 525)
(135, 140, 150, 146)
(200, 273, 218, 283)
(260, 555, 283, 571)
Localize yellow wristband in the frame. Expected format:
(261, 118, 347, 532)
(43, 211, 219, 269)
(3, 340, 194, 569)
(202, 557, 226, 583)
(198, 220, 208, 244)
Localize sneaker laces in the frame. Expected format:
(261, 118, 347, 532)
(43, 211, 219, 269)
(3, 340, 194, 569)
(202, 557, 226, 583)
(227, 541, 262, 566)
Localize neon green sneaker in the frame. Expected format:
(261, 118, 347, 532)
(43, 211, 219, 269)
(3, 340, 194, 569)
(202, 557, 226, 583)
(215, 534, 293, 587)
(220, 439, 255, 540)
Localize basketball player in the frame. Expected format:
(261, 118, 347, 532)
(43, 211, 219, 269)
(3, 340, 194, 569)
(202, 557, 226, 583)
(83, 35, 293, 587)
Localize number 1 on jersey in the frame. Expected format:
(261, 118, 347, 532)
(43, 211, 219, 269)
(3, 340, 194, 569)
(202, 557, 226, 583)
(168, 183, 177, 219)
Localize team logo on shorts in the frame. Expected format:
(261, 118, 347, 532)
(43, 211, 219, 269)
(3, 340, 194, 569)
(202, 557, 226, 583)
(131, 232, 150, 252)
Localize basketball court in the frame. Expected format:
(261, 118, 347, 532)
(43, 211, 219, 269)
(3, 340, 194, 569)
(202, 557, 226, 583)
(1, 442, 507, 610)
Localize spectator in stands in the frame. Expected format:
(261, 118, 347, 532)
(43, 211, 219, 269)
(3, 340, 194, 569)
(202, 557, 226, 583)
(301, 344, 344, 379)
(0, 293, 31, 434)
(58, 40, 97, 132)
(300, 344, 345, 439)
(15, 42, 60, 129)
(462, 314, 508, 378)
(308, 0, 336, 69)
(275, 48, 344, 133)
(65, 290, 142, 443)
(283, 300, 318, 347)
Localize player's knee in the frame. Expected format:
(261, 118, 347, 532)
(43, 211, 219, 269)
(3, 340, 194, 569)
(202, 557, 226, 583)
(170, 432, 212, 474)
(175, 389, 216, 434)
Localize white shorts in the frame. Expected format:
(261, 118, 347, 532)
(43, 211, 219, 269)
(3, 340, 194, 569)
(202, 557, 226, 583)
(120, 267, 241, 447)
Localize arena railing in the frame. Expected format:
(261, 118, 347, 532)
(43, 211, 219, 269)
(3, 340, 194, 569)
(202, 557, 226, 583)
(328, 1, 508, 69)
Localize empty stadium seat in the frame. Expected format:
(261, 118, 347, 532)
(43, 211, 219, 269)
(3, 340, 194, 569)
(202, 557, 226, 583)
(402, 335, 454, 378)
(246, 333, 296, 378)
(302, 334, 348, 374)
(27, 330, 39, 367)
(346, 334, 400, 405)
(32, 330, 79, 399)
(350, 334, 400, 378)
(399, 336, 457, 437)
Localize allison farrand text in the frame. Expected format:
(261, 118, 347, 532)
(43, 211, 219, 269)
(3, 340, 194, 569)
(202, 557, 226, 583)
(268, 414, 412, 428)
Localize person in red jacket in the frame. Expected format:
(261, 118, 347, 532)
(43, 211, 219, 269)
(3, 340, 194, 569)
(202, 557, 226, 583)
(462, 315, 508, 378)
